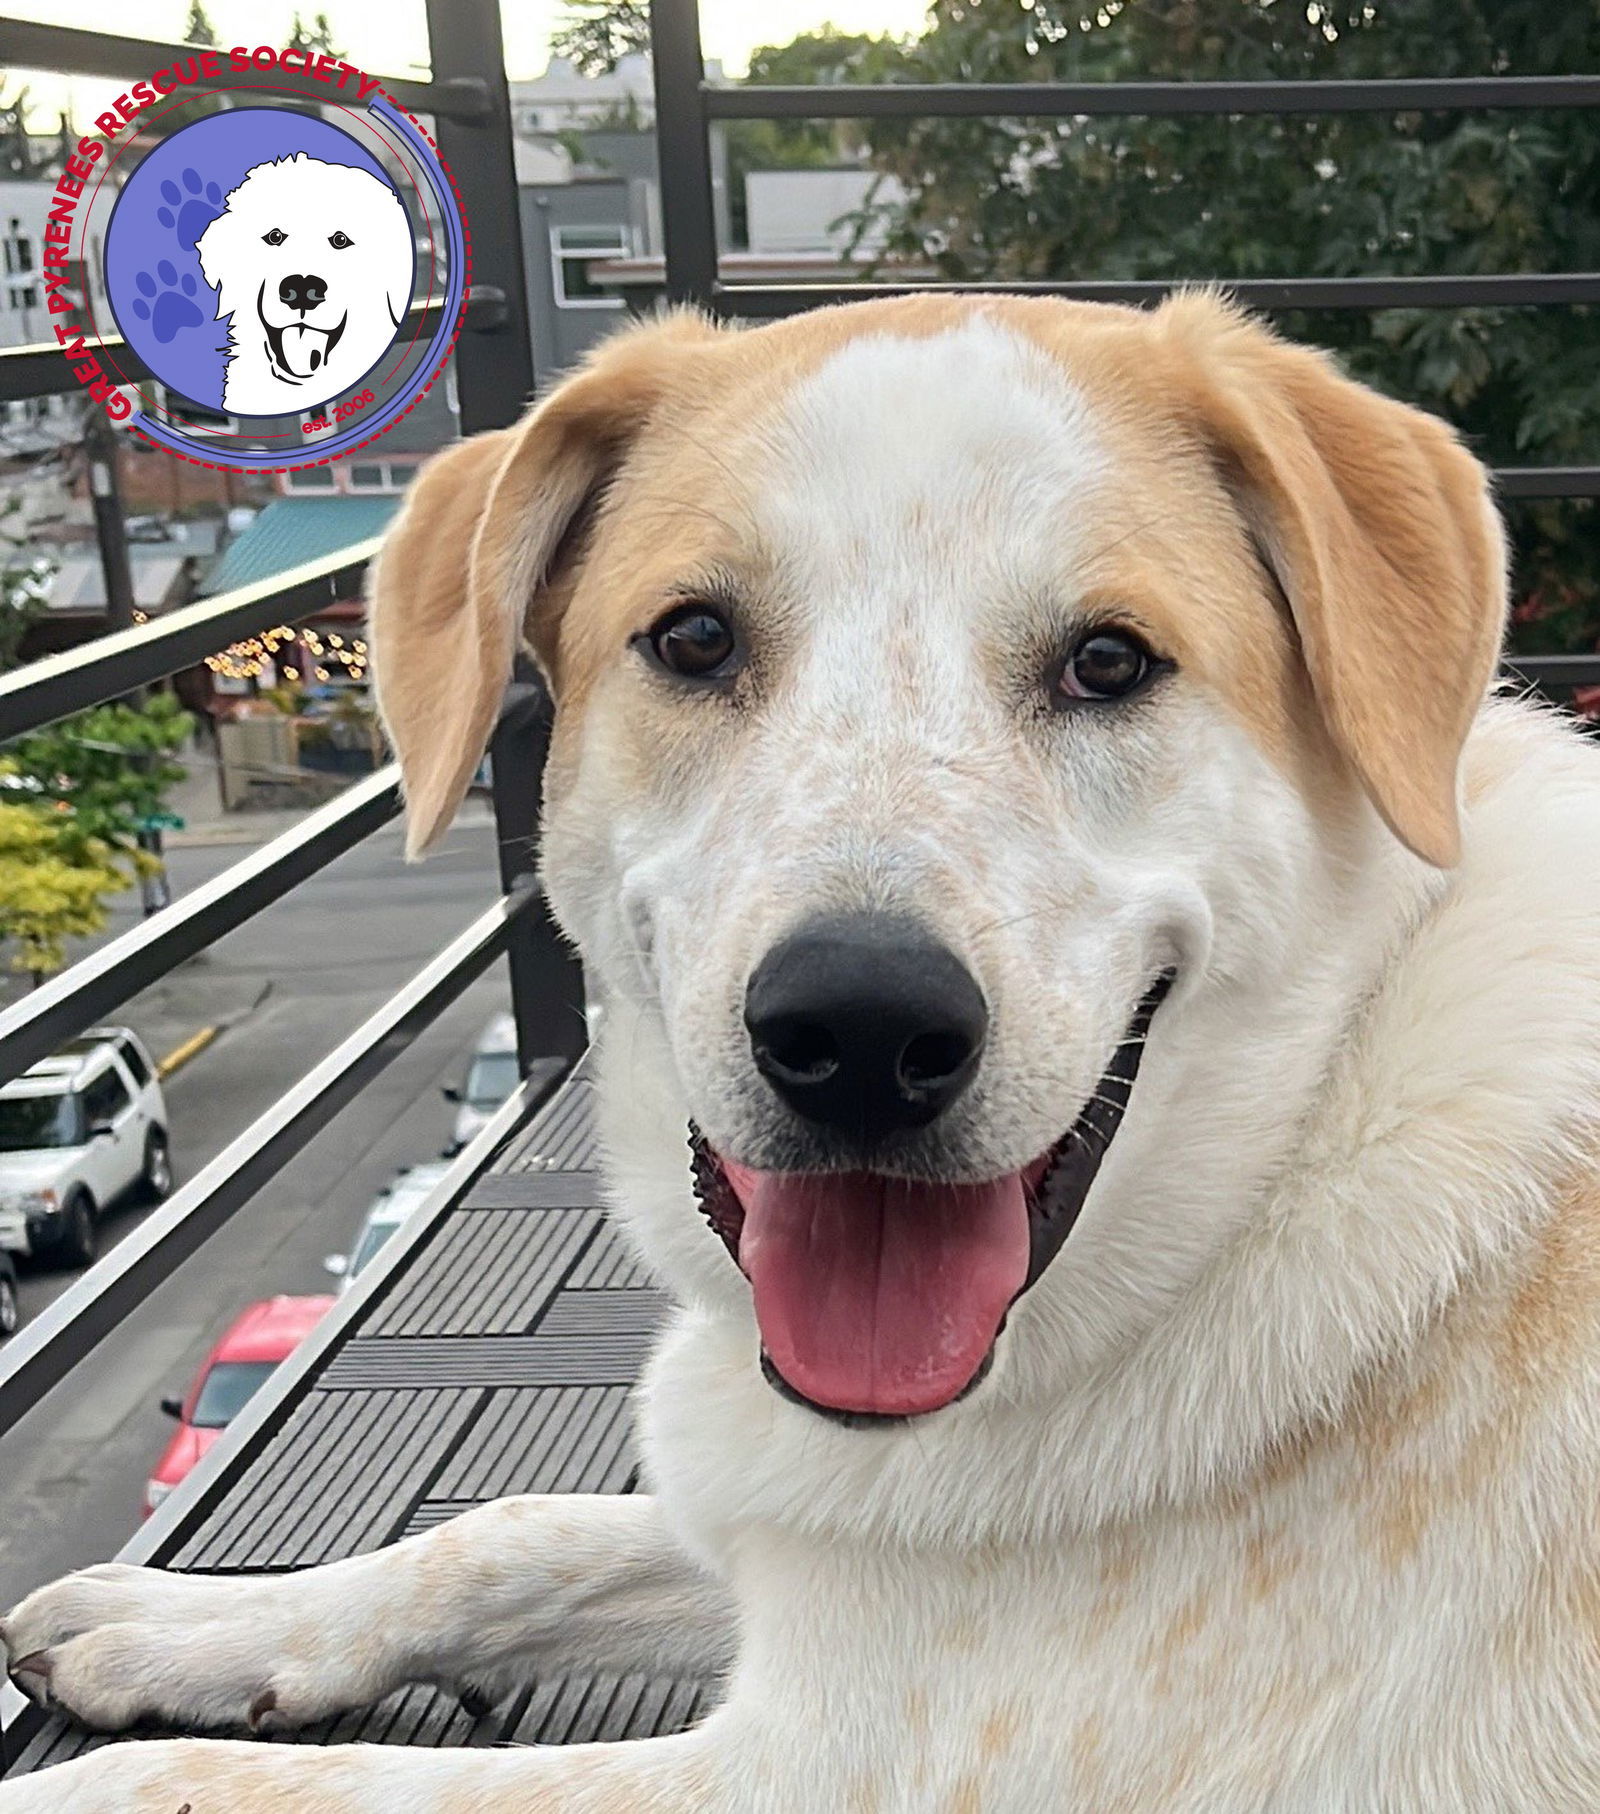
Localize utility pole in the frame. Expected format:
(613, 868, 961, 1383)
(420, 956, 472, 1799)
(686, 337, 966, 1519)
(84, 407, 136, 638)
(84, 409, 171, 915)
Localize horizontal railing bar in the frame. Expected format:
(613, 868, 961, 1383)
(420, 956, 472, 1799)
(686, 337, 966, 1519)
(706, 75, 1600, 121)
(0, 882, 540, 1447)
(0, 541, 380, 743)
(0, 288, 501, 404)
(0, 1054, 570, 1763)
(1504, 653, 1600, 689)
(1, 20, 486, 121)
(1493, 467, 1600, 500)
(0, 766, 402, 1094)
(716, 275, 1600, 314)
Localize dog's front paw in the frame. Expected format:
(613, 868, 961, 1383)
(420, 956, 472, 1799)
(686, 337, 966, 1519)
(1, 1563, 400, 1734)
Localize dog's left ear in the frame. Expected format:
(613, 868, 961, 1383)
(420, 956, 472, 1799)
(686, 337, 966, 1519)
(370, 312, 720, 855)
(1160, 295, 1506, 868)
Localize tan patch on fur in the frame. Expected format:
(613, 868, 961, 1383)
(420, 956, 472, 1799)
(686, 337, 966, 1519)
(943, 1775, 983, 1814)
(977, 1702, 1022, 1760)
(1242, 1527, 1299, 1602)
(904, 1685, 930, 1737)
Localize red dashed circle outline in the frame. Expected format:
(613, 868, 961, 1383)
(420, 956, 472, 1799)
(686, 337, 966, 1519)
(77, 74, 471, 473)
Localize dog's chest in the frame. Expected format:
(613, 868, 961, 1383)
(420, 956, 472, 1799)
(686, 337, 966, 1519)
(717, 1486, 1569, 1814)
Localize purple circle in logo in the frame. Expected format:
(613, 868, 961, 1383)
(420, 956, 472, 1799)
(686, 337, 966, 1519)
(106, 110, 407, 418)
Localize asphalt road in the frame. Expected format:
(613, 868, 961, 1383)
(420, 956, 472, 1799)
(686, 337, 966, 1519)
(0, 810, 510, 1612)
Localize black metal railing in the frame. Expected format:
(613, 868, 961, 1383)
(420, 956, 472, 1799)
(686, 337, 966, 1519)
(649, 0, 1600, 529)
(0, 0, 586, 1640)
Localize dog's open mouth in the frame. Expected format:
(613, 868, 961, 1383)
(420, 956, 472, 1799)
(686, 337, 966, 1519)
(258, 285, 348, 383)
(691, 972, 1173, 1425)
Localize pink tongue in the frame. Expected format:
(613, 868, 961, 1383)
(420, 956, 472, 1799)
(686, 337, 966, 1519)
(724, 1160, 1031, 1418)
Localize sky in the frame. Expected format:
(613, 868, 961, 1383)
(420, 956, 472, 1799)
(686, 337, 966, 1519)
(4, 1, 933, 132)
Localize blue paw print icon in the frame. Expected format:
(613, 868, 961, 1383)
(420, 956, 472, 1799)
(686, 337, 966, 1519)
(131, 262, 205, 345)
(157, 167, 224, 251)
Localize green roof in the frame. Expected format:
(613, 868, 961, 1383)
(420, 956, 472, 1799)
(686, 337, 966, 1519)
(201, 496, 403, 597)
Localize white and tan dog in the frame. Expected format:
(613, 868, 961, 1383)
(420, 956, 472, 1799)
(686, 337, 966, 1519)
(6, 293, 1600, 1812)
(196, 152, 413, 418)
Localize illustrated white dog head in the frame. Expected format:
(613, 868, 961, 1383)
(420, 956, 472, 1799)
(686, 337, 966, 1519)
(371, 296, 1505, 1440)
(196, 153, 413, 418)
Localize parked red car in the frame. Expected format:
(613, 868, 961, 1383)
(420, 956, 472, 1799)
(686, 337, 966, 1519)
(144, 1294, 333, 1517)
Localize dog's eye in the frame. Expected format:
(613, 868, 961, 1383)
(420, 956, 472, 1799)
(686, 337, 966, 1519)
(261, 228, 287, 247)
(329, 231, 354, 250)
(1053, 628, 1161, 704)
(635, 605, 740, 682)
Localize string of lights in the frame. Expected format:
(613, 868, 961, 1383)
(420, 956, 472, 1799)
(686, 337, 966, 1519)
(204, 627, 371, 687)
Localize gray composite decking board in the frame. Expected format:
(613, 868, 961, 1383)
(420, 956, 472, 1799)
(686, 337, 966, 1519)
(4, 1069, 714, 1780)
(461, 1170, 603, 1208)
(172, 1384, 487, 1571)
(500, 1078, 600, 1173)
(320, 1329, 660, 1389)
(363, 1204, 601, 1337)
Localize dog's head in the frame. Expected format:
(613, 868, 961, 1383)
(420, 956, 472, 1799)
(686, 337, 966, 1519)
(372, 296, 1505, 1427)
(197, 154, 412, 391)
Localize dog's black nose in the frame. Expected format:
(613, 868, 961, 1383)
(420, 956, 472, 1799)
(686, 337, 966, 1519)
(279, 273, 327, 316)
(745, 914, 988, 1141)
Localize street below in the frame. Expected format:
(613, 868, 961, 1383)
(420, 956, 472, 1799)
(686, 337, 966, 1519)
(0, 809, 509, 1612)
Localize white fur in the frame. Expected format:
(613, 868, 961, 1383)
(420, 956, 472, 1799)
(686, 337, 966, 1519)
(196, 154, 412, 418)
(6, 324, 1600, 1811)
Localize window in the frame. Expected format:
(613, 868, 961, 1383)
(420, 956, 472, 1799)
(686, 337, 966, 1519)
(0, 1092, 82, 1151)
(285, 465, 336, 492)
(190, 1360, 277, 1428)
(349, 1216, 399, 1280)
(116, 1037, 153, 1089)
(7, 283, 38, 313)
(347, 462, 392, 492)
(3, 222, 33, 276)
(551, 224, 628, 309)
(464, 1049, 520, 1111)
(82, 1066, 132, 1130)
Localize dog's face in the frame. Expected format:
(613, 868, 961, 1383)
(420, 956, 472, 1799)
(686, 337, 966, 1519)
(197, 154, 412, 402)
(373, 296, 1505, 1427)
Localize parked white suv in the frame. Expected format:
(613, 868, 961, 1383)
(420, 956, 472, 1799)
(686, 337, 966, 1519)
(0, 1028, 172, 1268)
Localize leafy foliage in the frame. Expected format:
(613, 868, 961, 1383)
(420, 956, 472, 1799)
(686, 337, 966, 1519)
(728, 30, 912, 245)
(0, 498, 51, 674)
(6, 694, 192, 875)
(550, 0, 651, 76)
(832, 0, 1599, 657)
(0, 804, 123, 982)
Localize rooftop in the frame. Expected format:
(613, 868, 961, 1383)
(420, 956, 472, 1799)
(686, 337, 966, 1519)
(201, 496, 404, 598)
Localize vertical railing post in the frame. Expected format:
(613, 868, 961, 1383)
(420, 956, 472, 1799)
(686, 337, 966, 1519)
(423, 0, 587, 1069)
(650, 0, 719, 306)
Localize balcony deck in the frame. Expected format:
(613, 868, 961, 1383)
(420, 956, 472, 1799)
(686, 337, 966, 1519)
(2, 1067, 715, 1779)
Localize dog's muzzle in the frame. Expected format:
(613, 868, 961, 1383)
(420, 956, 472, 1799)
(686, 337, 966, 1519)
(692, 970, 1174, 1426)
(256, 280, 347, 383)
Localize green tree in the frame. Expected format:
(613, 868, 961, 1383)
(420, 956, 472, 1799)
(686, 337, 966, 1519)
(853, 0, 1600, 662)
(181, 1, 218, 47)
(549, 0, 650, 76)
(0, 498, 51, 673)
(6, 694, 192, 878)
(0, 804, 123, 984)
(728, 28, 911, 245)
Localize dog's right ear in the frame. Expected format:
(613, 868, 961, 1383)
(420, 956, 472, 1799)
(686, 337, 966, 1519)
(370, 313, 720, 856)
